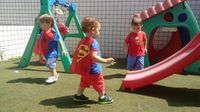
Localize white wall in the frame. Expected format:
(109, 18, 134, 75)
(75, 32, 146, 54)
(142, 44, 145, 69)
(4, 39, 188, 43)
(0, 0, 199, 61)
(0, 26, 33, 60)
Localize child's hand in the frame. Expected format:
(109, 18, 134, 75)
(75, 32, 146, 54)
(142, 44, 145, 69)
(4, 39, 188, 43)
(145, 48, 148, 54)
(122, 44, 128, 54)
(110, 61, 117, 65)
(105, 57, 115, 64)
(121, 47, 127, 53)
(123, 48, 127, 54)
(61, 50, 68, 56)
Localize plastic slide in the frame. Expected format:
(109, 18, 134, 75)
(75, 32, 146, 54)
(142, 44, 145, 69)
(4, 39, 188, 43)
(121, 33, 200, 91)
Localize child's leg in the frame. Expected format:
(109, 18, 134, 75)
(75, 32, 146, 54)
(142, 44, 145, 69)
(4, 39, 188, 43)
(39, 54, 45, 64)
(76, 76, 89, 95)
(98, 92, 105, 97)
(50, 68, 57, 77)
(46, 68, 58, 83)
(46, 58, 57, 75)
(91, 74, 113, 104)
(48, 58, 58, 77)
(91, 75, 105, 97)
(127, 55, 137, 71)
(73, 76, 89, 102)
(135, 56, 144, 70)
(46, 58, 59, 83)
(77, 86, 85, 96)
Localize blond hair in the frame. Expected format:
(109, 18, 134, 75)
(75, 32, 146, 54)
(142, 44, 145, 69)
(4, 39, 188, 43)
(131, 16, 142, 26)
(81, 16, 100, 33)
(38, 14, 54, 26)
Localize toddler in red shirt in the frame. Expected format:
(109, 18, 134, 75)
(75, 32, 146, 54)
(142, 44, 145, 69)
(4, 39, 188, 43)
(124, 16, 147, 71)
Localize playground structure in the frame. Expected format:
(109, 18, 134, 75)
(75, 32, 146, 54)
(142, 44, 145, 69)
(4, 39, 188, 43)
(122, 0, 200, 91)
(15, 0, 200, 91)
(18, 0, 84, 72)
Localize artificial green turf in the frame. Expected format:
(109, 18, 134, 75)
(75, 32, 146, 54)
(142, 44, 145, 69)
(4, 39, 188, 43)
(0, 58, 200, 112)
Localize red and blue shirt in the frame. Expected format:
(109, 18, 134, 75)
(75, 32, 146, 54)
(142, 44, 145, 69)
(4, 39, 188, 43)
(70, 37, 102, 75)
(125, 31, 147, 56)
(41, 28, 59, 59)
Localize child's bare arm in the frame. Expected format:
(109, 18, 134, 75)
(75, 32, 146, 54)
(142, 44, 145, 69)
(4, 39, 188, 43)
(91, 51, 114, 64)
(145, 41, 147, 53)
(123, 43, 128, 53)
(58, 39, 68, 56)
(144, 33, 148, 53)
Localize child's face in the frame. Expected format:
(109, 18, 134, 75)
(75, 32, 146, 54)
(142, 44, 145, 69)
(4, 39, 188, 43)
(132, 25, 142, 33)
(40, 21, 52, 31)
(92, 23, 101, 37)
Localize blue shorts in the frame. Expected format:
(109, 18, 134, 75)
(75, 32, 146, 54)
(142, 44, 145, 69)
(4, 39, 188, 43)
(127, 55, 144, 71)
(45, 58, 57, 69)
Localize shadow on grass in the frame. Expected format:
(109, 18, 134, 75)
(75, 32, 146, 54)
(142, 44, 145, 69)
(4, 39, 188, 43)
(6, 65, 66, 74)
(104, 73, 125, 80)
(12, 61, 45, 66)
(6, 61, 46, 71)
(7, 61, 49, 72)
(6, 66, 49, 72)
(40, 95, 97, 108)
(7, 77, 47, 85)
(5, 66, 20, 70)
(29, 61, 46, 66)
(133, 84, 200, 107)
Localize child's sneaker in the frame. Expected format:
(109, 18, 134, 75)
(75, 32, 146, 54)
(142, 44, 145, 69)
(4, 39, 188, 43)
(46, 76, 57, 83)
(55, 74, 59, 80)
(73, 94, 89, 102)
(98, 95, 113, 104)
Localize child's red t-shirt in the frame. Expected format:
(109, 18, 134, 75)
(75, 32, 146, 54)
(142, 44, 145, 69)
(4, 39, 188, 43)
(125, 31, 147, 56)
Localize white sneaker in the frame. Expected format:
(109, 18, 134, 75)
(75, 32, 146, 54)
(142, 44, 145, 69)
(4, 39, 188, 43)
(46, 76, 57, 83)
(55, 74, 59, 80)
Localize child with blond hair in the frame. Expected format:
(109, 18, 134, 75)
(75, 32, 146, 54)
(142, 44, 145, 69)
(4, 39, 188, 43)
(70, 16, 114, 104)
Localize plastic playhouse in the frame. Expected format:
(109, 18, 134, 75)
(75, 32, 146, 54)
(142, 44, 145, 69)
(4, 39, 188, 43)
(122, 0, 200, 91)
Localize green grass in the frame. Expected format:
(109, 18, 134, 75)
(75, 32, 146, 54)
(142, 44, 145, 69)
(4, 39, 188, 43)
(0, 58, 200, 112)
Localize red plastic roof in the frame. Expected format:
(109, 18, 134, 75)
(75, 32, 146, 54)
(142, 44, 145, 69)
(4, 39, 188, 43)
(134, 0, 186, 21)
